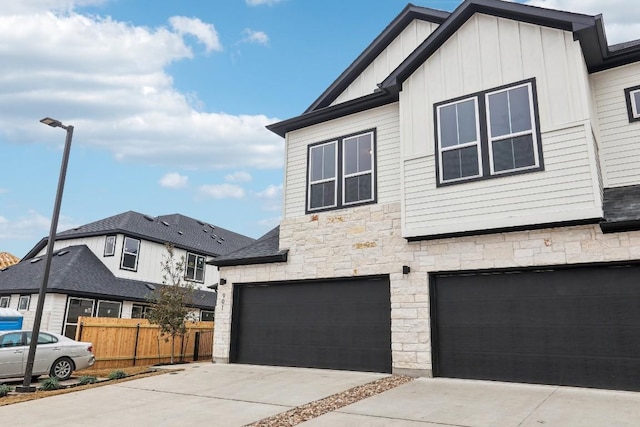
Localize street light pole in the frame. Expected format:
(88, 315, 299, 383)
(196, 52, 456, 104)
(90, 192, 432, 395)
(16, 118, 74, 393)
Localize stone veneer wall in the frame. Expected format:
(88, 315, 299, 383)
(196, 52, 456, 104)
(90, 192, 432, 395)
(214, 201, 640, 376)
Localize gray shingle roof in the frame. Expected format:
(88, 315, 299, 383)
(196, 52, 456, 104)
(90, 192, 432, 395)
(209, 226, 287, 267)
(50, 211, 255, 257)
(0, 245, 216, 310)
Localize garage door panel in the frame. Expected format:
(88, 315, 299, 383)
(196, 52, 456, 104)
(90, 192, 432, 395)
(231, 277, 392, 373)
(433, 264, 640, 391)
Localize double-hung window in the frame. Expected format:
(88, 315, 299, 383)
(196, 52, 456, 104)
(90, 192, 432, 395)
(120, 236, 140, 271)
(624, 85, 640, 123)
(436, 79, 542, 185)
(307, 130, 376, 212)
(104, 235, 116, 257)
(185, 252, 205, 283)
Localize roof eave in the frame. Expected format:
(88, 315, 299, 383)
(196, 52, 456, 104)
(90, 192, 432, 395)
(209, 251, 288, 267)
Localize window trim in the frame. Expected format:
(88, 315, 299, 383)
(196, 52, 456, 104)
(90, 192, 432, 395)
(120, 236, 140, 271)
(18, 295, 30, 311)
(306, 129, 377, 214)
(131, 304, 151, 319)
(433, 77, 544, 187)
(0, 296, 9, 308)
(104, 235, 116, 257)
(341, 131, 376, 207)
(624, 85, 640, 123)
(307, 140, 339, 211)
(185, 252, 206, 284)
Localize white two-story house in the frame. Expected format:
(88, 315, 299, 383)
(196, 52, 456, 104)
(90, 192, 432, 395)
(0, 211, 254, 338)
(211, 0, 640, 392)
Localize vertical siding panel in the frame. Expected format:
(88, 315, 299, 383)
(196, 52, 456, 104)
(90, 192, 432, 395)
(519, 23, 549, 126)
(442, 34, 462, 98)
(497, 18, 523, 83)
(458, 15, 482, 94)
(541, 26, 571, 126)
(477, 14, 501, 89)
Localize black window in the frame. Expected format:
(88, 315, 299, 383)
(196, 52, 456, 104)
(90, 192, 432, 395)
(120, 236, 140, 271)
(200, 310, 215, 321)
(185, 253, 205, 283)
(624, 85, 640, 123)
(132, 304, 151, 319)
(435, 79, 543, 186)
(307, 130, 376, 213)
(18, 295, 30, 311)
(0, 296, 9, 308)
(104, 235, 116, 256)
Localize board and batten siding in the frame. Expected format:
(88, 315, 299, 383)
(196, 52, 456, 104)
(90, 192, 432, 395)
(331, 19, 439, 107)
(400, 14, 592, 159)
(591, 62, 640, 188)
(283, 103, 400, 219)
(403, 123, 602, 236)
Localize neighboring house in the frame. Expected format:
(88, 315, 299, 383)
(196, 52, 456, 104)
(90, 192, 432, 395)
(0, 211, 255, 338)
(211, 0, 640, 392)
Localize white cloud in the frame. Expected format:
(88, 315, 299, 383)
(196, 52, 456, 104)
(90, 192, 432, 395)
(242, 29, 269, 46)
(0, 210, 76, 241)
(225, 171, 252, 182)
(523, 0, 640, 44)
(169, 16, 222, 53)
(256, 184, 282, 211)
(0, 0, 107, 15)
(0, 5, 284, 172)
(257, 216, 281, 229)
(160, 172, 188, 189)
(245, 0, 283, 6)
(198, 184, 245, 199)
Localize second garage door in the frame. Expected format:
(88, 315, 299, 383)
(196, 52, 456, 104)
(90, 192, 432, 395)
(230, 276, 391, 373)
(431, 264, 640, 391)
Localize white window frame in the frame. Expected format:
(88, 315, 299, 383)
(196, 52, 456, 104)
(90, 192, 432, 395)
(0, 296, 10, 308)
(104, 235, 116, 257)
(185, 252, 206, 283)
(485, 82, 540, 175)
(18, 295, 30, 311)
(120, 236, 140, 271)
(307, 141, 338, 211)
(131, 304, 151, 319)
(64, 297, 95, 339)
(342, 131, 376, 206)
(436, 97, 482, 184)
(96, 300, 122, 318)
(627, 87, 640, 121)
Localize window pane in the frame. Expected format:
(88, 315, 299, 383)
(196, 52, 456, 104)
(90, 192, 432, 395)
(64, 325, 77, 340)
(310, 146, 324, 181)
(345, 174, 372, 204)
(97, 301, 121, 318)
(310, 181, 335, 209)
(344, 138, 358, 175)
(489, 91, 510, 137)
(358, 135, 372, 172)
(509, 86, 532, 133)
(439, 104, 458, 148)
(122, 253, 137, 269)
(493, 135, 535, 172)
(66, 298, 94, 323)
(633, 91, 640, 116)
(457, 99, 477, 144)
(442, 146, 479, 181)
(124, 237, 139, 254)
(131, 305, 144, 319)
(323, 143, 336, 179)
(104, 236, 115, 256)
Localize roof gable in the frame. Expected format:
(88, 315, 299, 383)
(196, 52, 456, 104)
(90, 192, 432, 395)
(305, 4, 450, 113)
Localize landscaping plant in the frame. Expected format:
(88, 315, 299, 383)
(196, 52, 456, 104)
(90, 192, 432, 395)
(39, 378, 61, 391)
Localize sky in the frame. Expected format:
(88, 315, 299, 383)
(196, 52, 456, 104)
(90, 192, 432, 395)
(1, 0, 639, 258)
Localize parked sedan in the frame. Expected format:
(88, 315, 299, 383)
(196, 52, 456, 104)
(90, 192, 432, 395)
(0, 330, 95, 381)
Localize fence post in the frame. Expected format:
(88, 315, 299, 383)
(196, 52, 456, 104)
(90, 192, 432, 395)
(180, 334, 185, 363)
(193, 332, 200, 361)
(133, 323, 141, 366)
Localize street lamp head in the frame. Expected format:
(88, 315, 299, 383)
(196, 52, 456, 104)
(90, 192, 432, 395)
(40, 117, 64, 128)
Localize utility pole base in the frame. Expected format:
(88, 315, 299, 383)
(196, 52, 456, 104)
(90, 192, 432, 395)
(14, 386, 37, 393)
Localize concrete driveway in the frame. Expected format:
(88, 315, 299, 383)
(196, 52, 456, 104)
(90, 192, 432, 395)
(0, 362, 639, 426)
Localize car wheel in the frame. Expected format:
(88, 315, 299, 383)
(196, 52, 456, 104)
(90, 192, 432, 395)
(50, 357, 74, 381)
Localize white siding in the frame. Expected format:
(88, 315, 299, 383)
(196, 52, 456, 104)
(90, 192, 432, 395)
(403, 123, 602, 236)
(284, 103, 400, 219)
(331, 19, 439, 106)
(45, 235, 218, 290)
(591, 62, 640, 187)
(400, 14, 591, 158)
(16, 293, 68, 335)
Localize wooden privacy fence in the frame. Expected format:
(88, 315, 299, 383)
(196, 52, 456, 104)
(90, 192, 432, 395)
(76, 317, 214, 369)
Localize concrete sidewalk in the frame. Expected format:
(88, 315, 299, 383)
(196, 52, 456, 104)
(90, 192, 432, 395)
(302, 377, 640, 427)
(1, 363, 639, 426)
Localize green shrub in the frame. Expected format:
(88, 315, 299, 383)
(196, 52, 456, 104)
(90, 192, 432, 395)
(39, 377, 61, 391)
(108, 370, 127, 380)
(78, 376, 97, 385)
(0, 384, 11, 397)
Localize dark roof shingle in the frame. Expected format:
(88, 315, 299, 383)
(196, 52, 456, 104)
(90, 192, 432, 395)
(209, 226, 287, 267)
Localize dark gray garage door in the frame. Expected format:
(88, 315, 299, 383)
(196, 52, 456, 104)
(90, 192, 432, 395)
(230, 276, 391, 373)
(432, 264, 640, 391)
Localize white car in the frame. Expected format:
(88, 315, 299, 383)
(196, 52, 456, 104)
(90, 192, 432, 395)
(0, 330, 95, 381)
